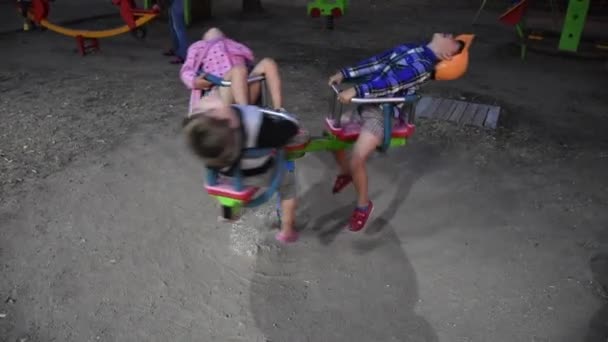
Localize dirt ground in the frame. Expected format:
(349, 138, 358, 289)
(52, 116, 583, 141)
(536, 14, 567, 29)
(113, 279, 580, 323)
(1, 0, 608, 341)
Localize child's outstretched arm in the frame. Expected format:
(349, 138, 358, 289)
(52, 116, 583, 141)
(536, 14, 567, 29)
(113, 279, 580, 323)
(180, 42, 213, 90)
(340, 44, 415, 80)
(353, 59, 434, 98)
(180, 45, 200, 89)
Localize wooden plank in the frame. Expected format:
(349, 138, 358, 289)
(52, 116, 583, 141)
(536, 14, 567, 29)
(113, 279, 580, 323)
(484, 106, 501, 129)
(417, 97, 442, 119)
(430, 98, 447, 120)
(471, 105, 490, 127)
(428, 98, 447, 119)
(459, 103, 479, 126)
(414, 96, 433, 118)
(442, 99, 462, 121)
(434, 98, 457, 120)
(414, 97, 502, 129)
(447, 100, 468, 123)
(417, 97, 439, 119)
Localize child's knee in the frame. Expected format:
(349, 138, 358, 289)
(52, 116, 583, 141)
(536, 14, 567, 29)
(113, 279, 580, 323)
(351, 131, 381, 165)
(259, 57, 278, 70)
(350, 153, 367, 170)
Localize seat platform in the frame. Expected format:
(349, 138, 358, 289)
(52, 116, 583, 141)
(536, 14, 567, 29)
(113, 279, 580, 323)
(324, 118, 415, 142)
(205, 182, 258, 201)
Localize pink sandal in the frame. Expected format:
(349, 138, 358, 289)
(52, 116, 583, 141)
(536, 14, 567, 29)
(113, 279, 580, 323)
(332, 174, 352, 194)
(275, 231, 299, 244)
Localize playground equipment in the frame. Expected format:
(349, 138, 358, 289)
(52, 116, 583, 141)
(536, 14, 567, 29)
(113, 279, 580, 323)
(307, 0, 348, 30)
(18, 0, 160, 55)
(198, 34, 474, 220)
(203, 84, 418, 220)
(499, 0, 608, 59)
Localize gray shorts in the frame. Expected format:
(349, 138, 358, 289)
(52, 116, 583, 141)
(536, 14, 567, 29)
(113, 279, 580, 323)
(240, 165, 296, 200)
(346, 104, 385, 140)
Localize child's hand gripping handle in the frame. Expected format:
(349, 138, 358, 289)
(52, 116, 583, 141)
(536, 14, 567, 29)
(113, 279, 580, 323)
(330, 83, 417, 104)
(198, 72, 266, 87)
(328, 83, 421, 152)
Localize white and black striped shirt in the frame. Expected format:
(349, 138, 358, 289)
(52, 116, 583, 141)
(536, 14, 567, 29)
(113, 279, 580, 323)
(219, 105, 299, 177)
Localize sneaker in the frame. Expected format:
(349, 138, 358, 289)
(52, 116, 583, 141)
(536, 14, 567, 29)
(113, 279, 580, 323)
(332, 174, 352, 194)
(348, 201, 374, 232)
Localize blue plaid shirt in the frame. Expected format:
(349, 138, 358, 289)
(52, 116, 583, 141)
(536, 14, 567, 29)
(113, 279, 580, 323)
(340, 44, 438, 98)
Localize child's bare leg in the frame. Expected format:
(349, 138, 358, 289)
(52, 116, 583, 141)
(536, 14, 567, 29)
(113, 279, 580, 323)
(217, 86, 234, 104)
(351, 131, 381, 207)
(331, 111, 357, 194)
(333, 150, 350, 175)
(248, 81, 262, 104)
(276, 172, 298, 243)
(222, 64, 249, 105)
(279, 197, 297, 236)
(250, 58, 282, 109)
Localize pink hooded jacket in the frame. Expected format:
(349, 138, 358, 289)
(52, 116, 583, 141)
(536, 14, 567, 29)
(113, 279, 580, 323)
(180, 37, 255, 111)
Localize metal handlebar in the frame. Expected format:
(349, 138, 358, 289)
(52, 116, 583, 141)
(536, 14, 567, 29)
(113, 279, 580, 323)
(329, 83, 420, 148)
(206, 148, 286, 220)
(198, 72, 268, 106)
(245, 150, 286, 208)
(201, 73, 266, 87)
(330, 83, 418, 104)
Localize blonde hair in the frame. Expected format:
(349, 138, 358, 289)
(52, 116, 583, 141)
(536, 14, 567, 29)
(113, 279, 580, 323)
(202, 27, 225, 41)
(183, 113, 241, 169)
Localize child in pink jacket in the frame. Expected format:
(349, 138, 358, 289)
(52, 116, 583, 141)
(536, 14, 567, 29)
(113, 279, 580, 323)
(180, 28, 284, 112)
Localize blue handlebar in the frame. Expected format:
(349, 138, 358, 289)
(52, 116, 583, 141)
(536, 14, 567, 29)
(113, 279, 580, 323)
(196, 70, 266, 88)
(202, 73, 225, 86)
(205, 148, 287, 208)
(246, 150, 286, 208)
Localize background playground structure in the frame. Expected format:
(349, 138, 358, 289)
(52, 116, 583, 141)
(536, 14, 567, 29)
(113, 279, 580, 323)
(498, 0, 608, 59)
(307, 0, 348, 30)
(18, 0, 160, 56)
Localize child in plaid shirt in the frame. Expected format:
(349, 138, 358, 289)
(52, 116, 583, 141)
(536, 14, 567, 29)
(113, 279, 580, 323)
(328, 33, 468, 232)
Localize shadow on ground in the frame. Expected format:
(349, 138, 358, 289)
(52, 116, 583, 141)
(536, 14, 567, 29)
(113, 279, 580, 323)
(585, 253, 608, 342)
(249, 143, 442, 341)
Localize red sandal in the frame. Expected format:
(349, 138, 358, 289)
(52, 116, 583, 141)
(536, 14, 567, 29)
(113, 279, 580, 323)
(332, 174, 352, 194)
(348, 201, 374, 232)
